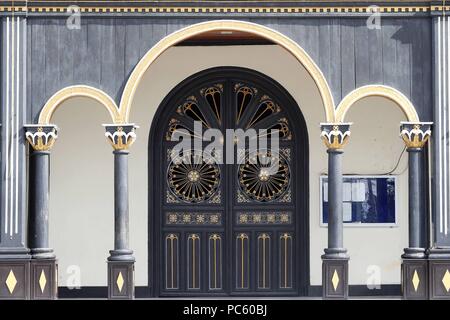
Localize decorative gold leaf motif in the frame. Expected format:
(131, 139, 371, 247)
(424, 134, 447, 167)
(5, 270, 17, 294)
(116, 272, 125, 293)
(39, 270, 47, 293)
(331, 270, 339, 291)
(238, 151, 290, 202)
(412, 270, 420, 292)
(442, 269, 450, 292)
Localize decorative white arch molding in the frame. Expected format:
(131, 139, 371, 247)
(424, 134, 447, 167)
(38, 85, 121, 124)
(335, 85, 420, 123)
(119, 19, 336, 122)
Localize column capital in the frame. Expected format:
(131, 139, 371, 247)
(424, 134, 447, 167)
(24, 124, 58, 152)
(320, 123, 352, 150)
(400, 122, 432, 149)
(103, 124, 139, 151)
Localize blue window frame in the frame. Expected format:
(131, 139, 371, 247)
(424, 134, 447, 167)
(320, 175, 397, 226)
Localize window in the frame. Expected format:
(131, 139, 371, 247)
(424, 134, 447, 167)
(320, 175, 397, 226)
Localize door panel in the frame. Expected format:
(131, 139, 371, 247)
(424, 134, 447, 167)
(151, 67, 308, 296)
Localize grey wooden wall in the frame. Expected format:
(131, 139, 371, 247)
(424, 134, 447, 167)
(26, 17, 432, 122)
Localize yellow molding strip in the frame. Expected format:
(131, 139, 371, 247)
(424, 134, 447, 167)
(0, 5, 439, 14)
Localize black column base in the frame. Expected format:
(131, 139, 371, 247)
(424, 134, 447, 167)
(0, 259, 30, 299)
(30, 259, 57, 299)
(401, 259, 428, 299)
(322, 258, 349, 299)
(402, 247, 426, 259)
(108, 261, 134, 299)
(427, 248, 450, 300)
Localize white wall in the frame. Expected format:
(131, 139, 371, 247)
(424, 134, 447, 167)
(49, 45, 408, 289)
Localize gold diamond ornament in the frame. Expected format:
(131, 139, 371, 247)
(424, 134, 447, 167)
(5, 270, 17, 294)
(331, 270, 339, 291)
(412, 270, 420, 292)
(117, 272, 125, 292)
(442, 269, 450, 292)
(39, 270, 47, 293)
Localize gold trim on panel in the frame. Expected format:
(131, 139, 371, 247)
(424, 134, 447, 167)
(258, 233, 270, 289)
(335, 85, 420, 123)
(237, 233, 249, 289)
(5, 270, 17, 295)
(280, 233, 292, 289)
(188, 234, 200, 289)
(209, 233, 221, 290)
(39, 270, 47, 293)
(38, 85, 122, 125)
(119, 20, 336, 123)
(442, 269, 450, 292)
(116, 271, 125, 293)
(412, 269, 420, 292)
(166, 233, 179, 289)
(331, 269, 340, 291)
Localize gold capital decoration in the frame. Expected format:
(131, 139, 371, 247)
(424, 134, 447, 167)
(24, 125, 58, 151)
(320, 123, 352, 150)
(400, 122, 432, 149)
(103, 124, 138, 151)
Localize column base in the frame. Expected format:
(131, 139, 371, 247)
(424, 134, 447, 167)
(428, 248, 450, 300)
(322, 257, 349, 299)
(0, 259, 30, 299)
(30, 248, 55, 260)
(401, 259, 428, 299)
(108, 249, 135, 262)
(30, 259, 57, 300)
(108, 261, 134, 299)
(402, 247, 426, 259)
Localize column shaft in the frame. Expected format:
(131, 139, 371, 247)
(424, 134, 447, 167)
(327, 149, 343, 250)
(29, 151, 53, 258)
(114, 150, 129, 252)
(408, 148, 422, 250)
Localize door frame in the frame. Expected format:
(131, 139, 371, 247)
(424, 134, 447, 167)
(148, 66, 310, 297)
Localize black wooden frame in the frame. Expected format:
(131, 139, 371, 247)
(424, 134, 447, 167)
(148, 66, 310, 297)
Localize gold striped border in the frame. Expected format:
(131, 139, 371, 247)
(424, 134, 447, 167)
(0, 6, 439, 14)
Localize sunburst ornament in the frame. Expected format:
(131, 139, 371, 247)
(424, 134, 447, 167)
(238, 150, 290, 202)
(167, 151, 220, 203)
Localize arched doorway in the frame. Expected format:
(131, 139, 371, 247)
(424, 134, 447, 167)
(149, 67, 309, 296)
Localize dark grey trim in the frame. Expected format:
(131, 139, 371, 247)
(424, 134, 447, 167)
(57, 284, 402, 299)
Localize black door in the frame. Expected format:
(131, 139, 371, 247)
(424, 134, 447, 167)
(149, 67, 309, 297)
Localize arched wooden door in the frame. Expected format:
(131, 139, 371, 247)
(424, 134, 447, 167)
(149, 67, 309, 297)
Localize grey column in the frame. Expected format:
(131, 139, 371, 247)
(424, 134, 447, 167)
(24, 125, 58, 259)
(400, 122, 432, 259)
(404, 148, 423, 257)
(29, 150, 54, 259)
(320, 123, 351, 299)
(104, 124, 137, 299)
(326, 148, 345, 254)
(109, 149, 134, 261)
(320, 123, 351, 259)
(399, 122, 432, 299)
(103, 124, 138, 262)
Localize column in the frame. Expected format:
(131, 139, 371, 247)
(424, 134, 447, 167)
(400, 122, 432, 299)
(24, 125, 58, 299)
(103, 124, 138, 300)
(0, 16, 31, 300)
(320, 123, 351, 299)
(430, 13, 450, 300)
